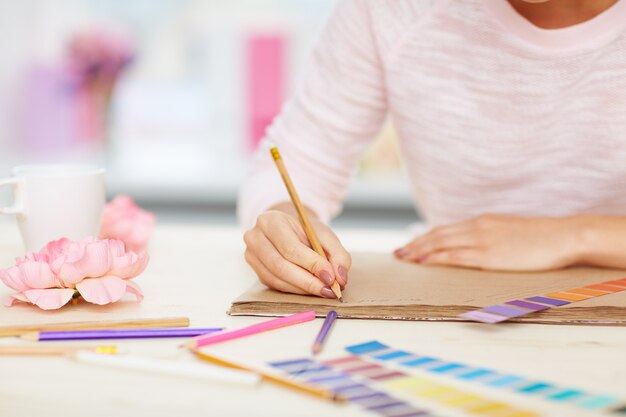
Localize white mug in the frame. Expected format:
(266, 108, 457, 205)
(0, 164, 106, 252)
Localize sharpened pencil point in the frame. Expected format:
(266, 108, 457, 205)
(311, 310, 337, 356)
(333, 393, 348, 403)
(338, 296, 344, 303)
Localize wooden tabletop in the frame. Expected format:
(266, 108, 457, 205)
(0, 221, 623, 417)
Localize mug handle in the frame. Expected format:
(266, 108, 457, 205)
(0, 178, 24, 215)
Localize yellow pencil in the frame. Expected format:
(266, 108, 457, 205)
(269, 146, 343, 302)
(191, 349, 346, 403)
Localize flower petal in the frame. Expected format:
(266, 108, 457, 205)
(0, 261, 57, 291)
(20, 261, 57, 289)
(58, 240, 112, 284)
(100, 195, 156, 252)
(16, 252, 47, 264)
(39, 237, 72, 260)
(0, 267, 28, 291)
(109, 250, 149, 279)
(4, 292, 28, 307)
(107, 239, 126, 257)
(124, 280, 144, 302)
(76, 276, 126, 305)
(18, 288, 75, 310)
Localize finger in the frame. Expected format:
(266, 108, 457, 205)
(244, 250, 307, 294)
(316, 227, 351, 288)
(397, 231, 480, 262)
(395, 221, 478, 257)
(246, 247, 334, 298)
(421, 249, 484, 269)
(405, 222, 475, 249)
(251, 232, 331, 297)
(258, 217, 336, 287)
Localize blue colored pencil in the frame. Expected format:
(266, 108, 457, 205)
(23, 328, 223, 341)
(312, 311, 337, 355)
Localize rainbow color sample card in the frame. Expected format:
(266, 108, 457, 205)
(460, 278, 626, 323)
(269, 340, 626, 416)
(345, 341, 625, 415)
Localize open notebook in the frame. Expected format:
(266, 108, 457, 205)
(229, 253, 626, 325)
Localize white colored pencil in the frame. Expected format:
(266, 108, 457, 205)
(71, 351, 261, 386)
(0, 345, 118, 356)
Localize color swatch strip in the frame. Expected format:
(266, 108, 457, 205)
(322, 355, 541, 417)
(460, 277, 626, 324)
(269, 358, 435, 417)
(270, 356, 541, 417)
(346, 341, 625, 413)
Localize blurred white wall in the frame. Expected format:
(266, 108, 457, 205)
(0, 1, 413, 221)
(0, 0, 335, 195)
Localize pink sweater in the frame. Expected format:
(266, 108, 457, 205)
(238, 0, 626, 229)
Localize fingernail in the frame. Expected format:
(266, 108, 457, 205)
(319, 270, 334, 286)
(394, 248, 408, 258)
(338, 266, 348, 285)
(321, 287, 336, 299)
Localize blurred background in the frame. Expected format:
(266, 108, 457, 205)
(0, 0, 418, 228)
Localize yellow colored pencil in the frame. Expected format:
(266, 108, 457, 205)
(269, 146, 343, 302)
(191, 349, 346, 403)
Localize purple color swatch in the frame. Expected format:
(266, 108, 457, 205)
(459, 310, 508, 323)
(525, 296, 570, 306)
(505, 300, 550, 311)
(271, 356, 432, 417)
(484, 305, 529, 318)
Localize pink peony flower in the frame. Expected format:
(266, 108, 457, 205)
(1, 238, 148, 310)
(100, 195, 156, 252)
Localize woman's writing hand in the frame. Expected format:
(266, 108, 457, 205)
(244, 203, 350, 298)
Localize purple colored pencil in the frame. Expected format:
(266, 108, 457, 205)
(28, 328, 223, 341)
(312, 311, 338, 355)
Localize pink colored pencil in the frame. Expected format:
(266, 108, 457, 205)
(184, 311, 316, 349)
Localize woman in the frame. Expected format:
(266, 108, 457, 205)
(239, 0, 626, 299)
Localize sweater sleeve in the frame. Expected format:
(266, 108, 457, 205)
(237, 0, 388, 230)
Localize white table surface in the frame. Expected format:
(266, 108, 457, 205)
(0, 220, 624, 417)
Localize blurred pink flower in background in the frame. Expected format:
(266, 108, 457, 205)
(66, 28, 135, 84)
(1, 238, 148, 310)
(65, 28, 135, 145)
(100, 195, 156, 252)
(19, 27, 135, 153)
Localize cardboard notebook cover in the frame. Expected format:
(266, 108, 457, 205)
(229, 253, 626, 325)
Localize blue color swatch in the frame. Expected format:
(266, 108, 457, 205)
(345, 341, 624, 413)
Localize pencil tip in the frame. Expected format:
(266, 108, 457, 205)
(338, 297, 344, 303)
